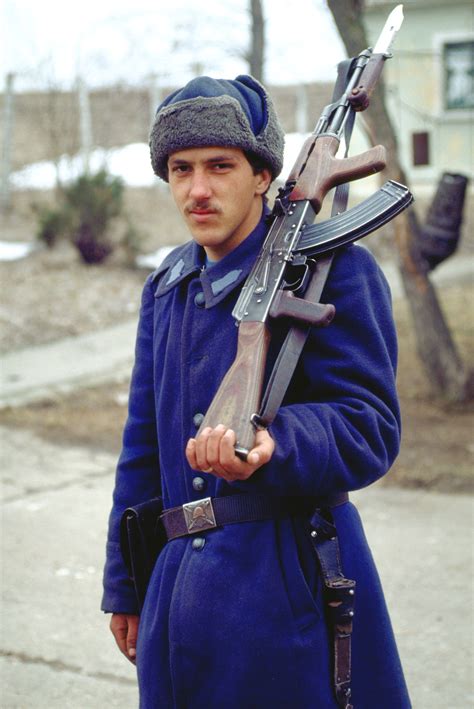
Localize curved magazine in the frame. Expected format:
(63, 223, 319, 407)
(295, 180, 413, 256)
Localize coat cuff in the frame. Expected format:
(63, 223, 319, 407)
(101, 542, 140, 615)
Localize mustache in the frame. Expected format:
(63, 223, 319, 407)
(185, 201, 220, 214)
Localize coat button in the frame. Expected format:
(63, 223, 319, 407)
(194, 292, 205, 307)
(192, 476, 206, 492)
(193, 412, 205, 428)
(192, 537, 206, 550)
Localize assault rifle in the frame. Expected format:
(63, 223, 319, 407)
(198, 4, 413, 459)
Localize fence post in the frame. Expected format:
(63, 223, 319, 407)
(296, 83, 308, 134)
(77, 76, 93, 174)
(1, 72, 15, 213)
(148, 74, 162, 131)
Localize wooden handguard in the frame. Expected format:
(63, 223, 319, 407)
(197, 321, 271, 459)
(286, 135, 318, 182)
(289, 136, 386, 213)
(348, 53, 386, 111)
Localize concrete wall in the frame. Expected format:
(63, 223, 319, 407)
(0, 83, 334, 173)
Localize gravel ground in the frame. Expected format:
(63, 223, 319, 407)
(0, 243, 146, 353)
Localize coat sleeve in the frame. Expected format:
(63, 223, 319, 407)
(239, 245, 401, 497)
(101, 274, 161, 614)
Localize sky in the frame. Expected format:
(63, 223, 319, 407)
(1, 0, 346, 91)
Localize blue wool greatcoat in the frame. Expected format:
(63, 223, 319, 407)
(102, 211, 411, 708)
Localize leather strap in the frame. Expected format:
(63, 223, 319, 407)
(309, 508, 355, 709)
(160, 492, 348, 541)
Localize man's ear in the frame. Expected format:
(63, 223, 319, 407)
(255, 168, 272, 195)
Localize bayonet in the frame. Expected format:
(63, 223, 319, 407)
(373, 4, 405, 56)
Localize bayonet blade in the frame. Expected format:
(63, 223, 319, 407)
(373, 4, 404, 56)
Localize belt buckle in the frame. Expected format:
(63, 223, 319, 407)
(182, 497, 217, 534)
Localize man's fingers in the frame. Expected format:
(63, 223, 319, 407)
(185, 437, 198, 469)
(110, 614, 139, 665)
(218, 429, 238, 469)
(193, 426, 213, 471)
(206, 425, 230, 475)
(185, 427, 274, 480)
(126, 616, 139, 661)
(187, 426, 228, 474)
(187, 436, 215, 472)
(110, 614, 128, 654)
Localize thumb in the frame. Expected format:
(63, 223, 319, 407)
(247, 450, 260, 465)
(248, 430, 274, 467)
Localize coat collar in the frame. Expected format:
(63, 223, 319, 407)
(152, 206, 270, 308)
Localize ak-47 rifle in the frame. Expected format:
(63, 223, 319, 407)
(198, 4, 413, 459)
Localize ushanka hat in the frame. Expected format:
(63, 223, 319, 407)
(149, 74, 285, 181)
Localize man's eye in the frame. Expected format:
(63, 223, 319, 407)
(214, 163, 232, 171)
(171, 165, 190, 174)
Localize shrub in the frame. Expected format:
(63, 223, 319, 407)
(35, 169, 127, 264)
(36, 207, 70, 248)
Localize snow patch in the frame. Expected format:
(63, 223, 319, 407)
(10, 143, 162, 191)
(0, 241, 39, 261)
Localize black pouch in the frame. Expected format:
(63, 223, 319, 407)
(120, 497, 167, 611)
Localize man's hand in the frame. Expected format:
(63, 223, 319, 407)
(110, 613, 140, 664)
(186, 425, 274, 482)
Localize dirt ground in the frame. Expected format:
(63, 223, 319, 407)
(0, 188, 473, 494)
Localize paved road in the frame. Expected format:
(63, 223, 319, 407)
(1, 425, 472, 708)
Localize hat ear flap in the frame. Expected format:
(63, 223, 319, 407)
(235, 75, 269, 134)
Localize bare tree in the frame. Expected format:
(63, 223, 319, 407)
(327, 0, 472, 402)
(248, 0, 265, 81)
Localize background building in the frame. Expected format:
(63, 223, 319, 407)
(364, 0, 473, 190)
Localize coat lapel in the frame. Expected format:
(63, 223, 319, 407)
(153, 208, 270, 308)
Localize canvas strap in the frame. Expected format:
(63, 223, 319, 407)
(258, 58, 357, 428)
(257, 59, 358, 708)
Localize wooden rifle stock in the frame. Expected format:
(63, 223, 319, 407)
(198, 321, 271, 457)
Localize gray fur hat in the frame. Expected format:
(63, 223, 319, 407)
(149, 74, 285, 181)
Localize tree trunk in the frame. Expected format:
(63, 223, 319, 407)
(249, 0, 265, 82)
(327, 0, 472, 402)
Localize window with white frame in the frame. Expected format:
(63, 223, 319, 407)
(443, 40, 474, 110)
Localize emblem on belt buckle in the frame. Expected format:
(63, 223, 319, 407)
(183, 498, 217, 533)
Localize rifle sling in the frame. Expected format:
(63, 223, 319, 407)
(258, 57, 356, 429)
(257, 58, 357, 709)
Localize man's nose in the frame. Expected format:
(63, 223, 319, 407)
(189, 171, 212, 200)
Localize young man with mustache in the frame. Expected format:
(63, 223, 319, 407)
(102, 75, 410, 708)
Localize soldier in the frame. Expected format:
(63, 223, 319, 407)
(102, 75, 411, 708)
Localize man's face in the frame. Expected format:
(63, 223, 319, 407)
(167, 146, 271, 261)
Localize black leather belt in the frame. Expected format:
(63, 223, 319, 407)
(160, 492, 349, 541)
